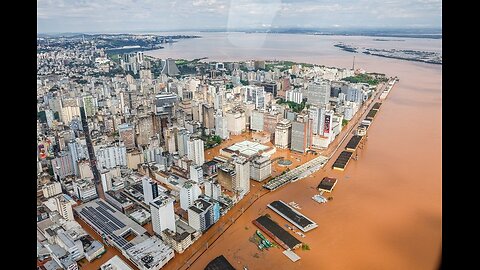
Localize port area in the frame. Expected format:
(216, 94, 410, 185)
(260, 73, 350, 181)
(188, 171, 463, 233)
(252, 215, 302, 251)
(317, 177, 338, 193)
(380, 78, 397, 99)
(267, 200, 318, 232)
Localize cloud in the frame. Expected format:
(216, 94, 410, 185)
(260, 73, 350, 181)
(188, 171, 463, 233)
(37, 0, 442, 33)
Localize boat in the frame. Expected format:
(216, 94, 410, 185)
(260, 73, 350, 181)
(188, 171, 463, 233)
(312, 194, 327, 204)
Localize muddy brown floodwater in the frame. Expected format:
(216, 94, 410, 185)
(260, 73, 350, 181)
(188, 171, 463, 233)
(152, 41, 442, 270)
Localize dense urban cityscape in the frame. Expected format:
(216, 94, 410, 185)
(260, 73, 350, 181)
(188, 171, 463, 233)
(36, 32, 400, 270)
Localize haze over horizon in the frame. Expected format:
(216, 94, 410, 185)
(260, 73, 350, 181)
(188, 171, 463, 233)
(37, 0, 442, 34)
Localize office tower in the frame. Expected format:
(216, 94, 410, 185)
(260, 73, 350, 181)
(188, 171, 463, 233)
(180, 181, 201, 210)
(142, 177, 159, 204)
(234, 156, 250, 197)
(150, 195, 176, 235)
(250, 110, 264, 132)
(176, 129, 191, 157)
(291, 121, 308, 153)
(309, 106, 322, 135)
(307, 80, 331, 107)
(214, 112, 229, 140)
(187, 138, 205, 166)
(318, 109, 334, 137)
(202, 104, 215, 130)
(155, 92, 178, 119)
(274, 119, 292, 149)
(100, 169, 113, 192)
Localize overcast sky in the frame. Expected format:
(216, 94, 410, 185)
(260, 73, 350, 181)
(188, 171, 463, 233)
(37, 0, 442, 33)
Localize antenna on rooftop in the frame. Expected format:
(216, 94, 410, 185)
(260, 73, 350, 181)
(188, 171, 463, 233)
(352, 56, 355, 71)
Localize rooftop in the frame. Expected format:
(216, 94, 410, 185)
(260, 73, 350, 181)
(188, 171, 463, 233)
(125, 236, 174, 270)
(222, 140, 275, 158)
(74, 198, 147, 252)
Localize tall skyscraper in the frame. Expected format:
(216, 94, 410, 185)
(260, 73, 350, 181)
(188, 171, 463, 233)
(142, 177, 159, 204)
(176, 129, 190, 157)
(291, 120, 309, 153)
(250, 110, 264, 132)
(307, 80, 331, 107)
(187, 138, 205, 166)
(274, 119, 292, 149)
(150, 195, 176, 235)
(234, 156, 250, 198)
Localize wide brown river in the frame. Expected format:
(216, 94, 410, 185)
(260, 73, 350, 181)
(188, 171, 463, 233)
(146, 32, 442, 270)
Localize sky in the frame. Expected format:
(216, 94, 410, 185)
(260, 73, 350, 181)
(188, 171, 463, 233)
(37, 0, 442, 33)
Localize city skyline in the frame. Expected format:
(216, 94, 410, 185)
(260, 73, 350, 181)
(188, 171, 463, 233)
(37, 0, 442, 33)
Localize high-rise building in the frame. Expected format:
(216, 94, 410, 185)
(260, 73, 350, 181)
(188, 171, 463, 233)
(204, 179, 222, 200)
(291, 121, 308, 153)
(318, 109, 334, 137)
(308, 106, 322, 135)
(189, 164, 204, 184)
(82, 96, 97, 117)
(225, 109, 246, 135)
(95, 142, 127, 169)
(51, 152, 75, 181)
(155, 92, 178, 119)
(54, 194, 75, 221)
(263, 112, 282, 134)
(180, 181, 201, 210)
(150, 195, 176, 235)
(250, 155, 272, 182)
(136, 114, 155, 147)
(187, 199, 213, 232)
(234, 156, 250, 198)
(187, 138, 205, 166)
(307, 80, 331, 107)
(118, 123, 135, 149)
(214, 112, 229, 140)
(202, 104, 215, 130)
(73, 178, 98, 201)
(244, 86, 265, 110)
(217, 163, 236, 192)
(274, 119, 292, 149)
(286, 89, 303, 104)
(142, 176, 159, 204)
(176, 129, 191, 157)
(42, 181, 62, 198)
(250, 110, 264, 132)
